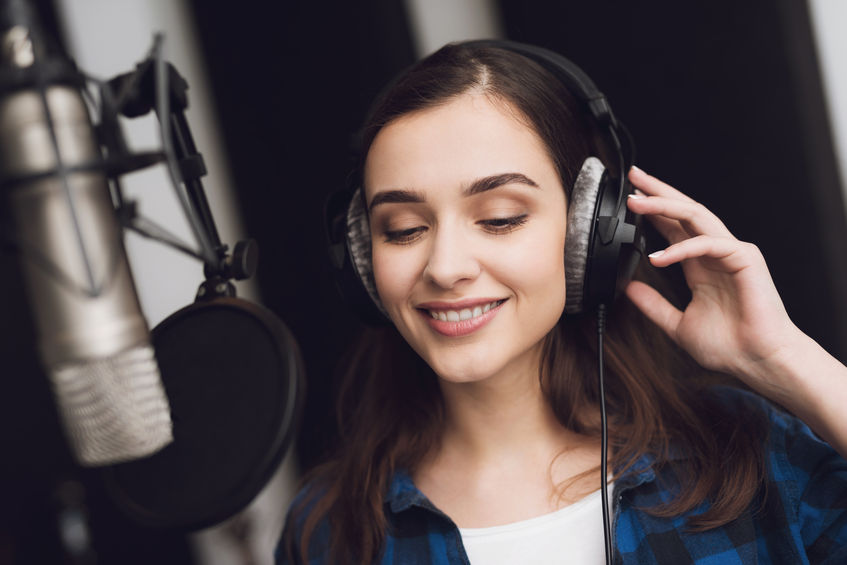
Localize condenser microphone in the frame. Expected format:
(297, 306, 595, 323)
(0, 0, 172, 466)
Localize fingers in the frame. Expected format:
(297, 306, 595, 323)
(643, 209, 689, 245)
(626, 165, 756, 270)
(627, 166, 735, 250)
(648, 235, 760, 274)
(625, 280, 682, 341)
(627, 192, 733, 239)
(628, 166, 696, 202)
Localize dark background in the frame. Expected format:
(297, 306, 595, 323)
(2, 0, 845, 563)
(187, 0, 847, 468)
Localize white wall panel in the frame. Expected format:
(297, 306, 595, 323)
(404, 0, 503, 57)
(808, 0, 847, 217)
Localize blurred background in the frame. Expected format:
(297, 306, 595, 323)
(1, 0, 846, 563)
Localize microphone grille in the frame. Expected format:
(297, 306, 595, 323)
(49, 344, 173, 466)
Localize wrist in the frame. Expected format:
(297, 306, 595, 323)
(740, 326, 821, 411)
(748, 329, 845, 434)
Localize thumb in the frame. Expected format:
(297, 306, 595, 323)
(625, 280, 682, 342)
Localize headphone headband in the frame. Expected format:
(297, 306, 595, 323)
(461, 40, 616, 127)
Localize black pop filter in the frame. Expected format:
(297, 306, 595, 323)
(103, 297, 303, 531)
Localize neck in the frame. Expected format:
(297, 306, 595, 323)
(435, 351, 580, 465)
(412, 348, 605, 520)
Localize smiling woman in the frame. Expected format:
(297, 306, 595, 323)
(277, 40, 847, 565)
(367, 93, 567, 382)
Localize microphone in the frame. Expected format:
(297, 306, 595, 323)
(0, 0, 172, 465)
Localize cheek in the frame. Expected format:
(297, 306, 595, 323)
(492, 228, 567, 303)
(372, 247, 424, 309)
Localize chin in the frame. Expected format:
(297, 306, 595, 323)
(411, 346, 492, 384)
(424, 345, 537, 386)
(431, 364, 494, 384)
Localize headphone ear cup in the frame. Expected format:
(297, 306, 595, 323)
(324, 186, 389, 325)
(345, 188, 388, 318)
(565, 157, 606, 314)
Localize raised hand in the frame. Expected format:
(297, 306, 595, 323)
(624, 166, 847, 455)
(625, 167, 803, 395)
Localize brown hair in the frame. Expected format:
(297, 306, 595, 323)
(282, 42, 768, 564)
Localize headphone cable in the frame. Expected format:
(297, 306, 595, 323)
(597, 304, 613, 565)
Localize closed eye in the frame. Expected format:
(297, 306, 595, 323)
(478, 214, 529, 234)
(384, 226, 427, 244)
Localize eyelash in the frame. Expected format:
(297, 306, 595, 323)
(383, 227, 426, 244)
(479, 214, 529, 234)
(382, 214, 529, 244)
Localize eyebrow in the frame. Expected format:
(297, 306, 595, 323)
(368, 172, 539, 211)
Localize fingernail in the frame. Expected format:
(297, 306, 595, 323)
(648, 249, 665, 259)
(631, 165, 644, 173)
(628, 193, 646, 200)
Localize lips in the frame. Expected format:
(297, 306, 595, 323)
(424, 299, 505, 322)
(416, 298, 507, 337)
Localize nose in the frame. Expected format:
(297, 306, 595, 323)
(423, 225, 481, 289)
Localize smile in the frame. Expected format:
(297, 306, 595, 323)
(425, 299, 506, 322)
(417, 299, 507, 337)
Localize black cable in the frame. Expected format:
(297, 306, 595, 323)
(597, 304, 613, 565)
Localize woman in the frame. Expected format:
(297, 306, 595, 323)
(277, 40, 847, 564)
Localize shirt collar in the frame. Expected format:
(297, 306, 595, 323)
(386, 469, 430, 513)
(614, 442, 690, 491)
(616, 452, 657, 491)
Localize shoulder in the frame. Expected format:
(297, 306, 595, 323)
(616, 387, 847, 563)
(714, 386, 847, 559)
(709, 386, 840, 469)
(706, 384, 776, 417)
(274, 479, 332, 565)
(708, 385, 844, 479)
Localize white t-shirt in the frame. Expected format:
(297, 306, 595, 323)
(458, 483, 613, 564)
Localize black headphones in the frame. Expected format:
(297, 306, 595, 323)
(326, 39, 644, 325)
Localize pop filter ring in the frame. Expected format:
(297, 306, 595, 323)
(102, 297, 303, 531)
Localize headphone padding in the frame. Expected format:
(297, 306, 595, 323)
(345, 188, 387, 316)
(565, 157, 605, 314)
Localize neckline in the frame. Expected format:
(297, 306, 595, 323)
(458, 481, 613, 536)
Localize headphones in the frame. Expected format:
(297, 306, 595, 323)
(326, 39, 645, 325)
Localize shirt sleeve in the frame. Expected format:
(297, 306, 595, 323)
(767, 400, 847, 564)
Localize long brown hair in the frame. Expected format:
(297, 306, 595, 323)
(282, 42, 768, 564)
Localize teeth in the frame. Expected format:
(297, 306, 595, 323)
(427, 300, 503, 323)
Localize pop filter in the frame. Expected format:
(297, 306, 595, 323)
(103, 296, 302, 531)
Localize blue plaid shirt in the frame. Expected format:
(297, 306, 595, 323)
(277, 390, 847, 563)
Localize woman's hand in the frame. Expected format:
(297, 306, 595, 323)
(624, 166, 797, 384)
(624, 166, 847, 456)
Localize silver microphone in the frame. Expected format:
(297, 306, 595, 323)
(0, 4, 172, 466)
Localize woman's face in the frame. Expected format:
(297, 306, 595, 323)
(364, 93, 568, 385)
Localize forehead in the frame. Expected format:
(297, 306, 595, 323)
(363, 93, 558, 196)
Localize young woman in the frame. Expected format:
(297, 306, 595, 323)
(277, 40, 847, 564)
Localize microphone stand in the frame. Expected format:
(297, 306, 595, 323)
(104, 41, 259, 301)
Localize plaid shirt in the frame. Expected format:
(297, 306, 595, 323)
(277, 390, 847, 564)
